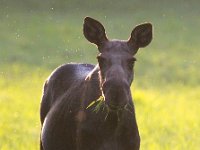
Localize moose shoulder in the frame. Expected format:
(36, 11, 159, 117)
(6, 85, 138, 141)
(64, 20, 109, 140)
(40, 17, 153, 150)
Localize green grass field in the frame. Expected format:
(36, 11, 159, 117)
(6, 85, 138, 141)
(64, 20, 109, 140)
(0, 0, 200, 149)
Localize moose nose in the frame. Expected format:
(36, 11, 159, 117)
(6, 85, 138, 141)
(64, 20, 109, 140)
(102, 79, 130, 110)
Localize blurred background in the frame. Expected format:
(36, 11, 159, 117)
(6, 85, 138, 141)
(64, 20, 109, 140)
(0, 0, 199, 149)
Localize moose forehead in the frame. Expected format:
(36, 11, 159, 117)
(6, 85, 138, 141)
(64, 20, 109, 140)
(99, 40, 134, 60)
(102, 40, 130, 52)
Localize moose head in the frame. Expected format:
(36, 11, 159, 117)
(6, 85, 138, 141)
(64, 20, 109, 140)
(83, 17, 152, 110)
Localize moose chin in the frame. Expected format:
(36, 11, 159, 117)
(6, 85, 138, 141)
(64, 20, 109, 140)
(40, 17, 153, 150)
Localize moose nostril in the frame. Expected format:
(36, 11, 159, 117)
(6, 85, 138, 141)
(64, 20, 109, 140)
(107, 100, 127, 111)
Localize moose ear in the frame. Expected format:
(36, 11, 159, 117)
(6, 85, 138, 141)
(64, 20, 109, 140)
(128, 23, 152, 54)
(83, 17, 108, 47)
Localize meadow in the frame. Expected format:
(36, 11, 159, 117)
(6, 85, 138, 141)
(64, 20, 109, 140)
(0, 0, 200, 149)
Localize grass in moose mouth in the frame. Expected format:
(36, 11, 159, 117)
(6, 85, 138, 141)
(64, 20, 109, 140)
(86, 96, 135, 121)
(86, 96, 109, 120)
(86, 96, 108, 121)
(86, 96, 105, 112)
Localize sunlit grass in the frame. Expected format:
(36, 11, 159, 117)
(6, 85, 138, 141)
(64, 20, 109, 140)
(0, 65, 199, 149)
(133, 85, 200, 149)
(0, 65, 48, 150)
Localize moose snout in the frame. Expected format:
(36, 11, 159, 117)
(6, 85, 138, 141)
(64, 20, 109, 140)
(102, 79, 130, 110)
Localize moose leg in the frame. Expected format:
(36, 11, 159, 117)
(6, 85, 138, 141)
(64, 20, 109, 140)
(40, 140, 43, 150)
(40, 81, 51, 150)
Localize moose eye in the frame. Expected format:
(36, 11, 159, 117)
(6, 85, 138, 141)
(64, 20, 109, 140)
(127, 58, 136, 70)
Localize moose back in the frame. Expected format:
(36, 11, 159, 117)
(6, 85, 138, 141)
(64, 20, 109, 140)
(40, 17, 153, 150)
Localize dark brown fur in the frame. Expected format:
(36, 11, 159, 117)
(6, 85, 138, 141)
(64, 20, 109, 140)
(40, 17, 153, 150)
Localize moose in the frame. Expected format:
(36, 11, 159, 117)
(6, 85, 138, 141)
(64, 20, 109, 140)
(40, 17, 153, 150)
